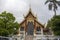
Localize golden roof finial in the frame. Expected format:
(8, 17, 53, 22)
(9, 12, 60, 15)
(23, 14, 25, 18)
(29, 3, 31, 12)
(36, 13, 38, 20)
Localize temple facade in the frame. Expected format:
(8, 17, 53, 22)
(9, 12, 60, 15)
(19, 8, 45, 36)
(17, 8, 53, 40)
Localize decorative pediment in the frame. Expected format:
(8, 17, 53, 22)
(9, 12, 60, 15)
(25, 8, 36, 19)
(20, 8, 44, 28)
(34, 20, 44, 28)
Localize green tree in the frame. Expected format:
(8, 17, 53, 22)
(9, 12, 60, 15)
(47, 15, 60, 36)
(0, 11, 19, 36)
(45, 0, 60, 16)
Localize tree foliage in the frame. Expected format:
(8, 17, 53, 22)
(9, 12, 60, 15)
(45, 0, 60, 16)
(0, 11, 19, 36)
(47, 15, 60, 36)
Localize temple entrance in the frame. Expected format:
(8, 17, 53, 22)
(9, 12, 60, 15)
(27, 22, 34, 35)
(20, 8, 44, 40)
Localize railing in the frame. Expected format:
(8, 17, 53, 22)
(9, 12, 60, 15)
(0, 35, 60, 40)
(0, 36, 12, 40)
(36, 31, 41, 34)
(33, 35, 60, 40)
(0, 35, 25, 40)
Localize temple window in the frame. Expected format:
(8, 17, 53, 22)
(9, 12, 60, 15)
(36, 27, 41, 34)
(20, 27, 24, 31)
(36, 27, 41, 31)
(20, 27, 25, 34)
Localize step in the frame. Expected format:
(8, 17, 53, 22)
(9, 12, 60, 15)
(25, 35, 33, 40)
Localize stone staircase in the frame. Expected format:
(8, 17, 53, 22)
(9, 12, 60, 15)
(25, 35, 33, 40)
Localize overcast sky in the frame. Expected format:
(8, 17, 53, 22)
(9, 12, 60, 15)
(0, 0, 60, 24)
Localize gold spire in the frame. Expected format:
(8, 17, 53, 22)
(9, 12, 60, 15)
(23, 14, 24, 16)
(29, 4, 32, 12)
(36, 14, 38, 20)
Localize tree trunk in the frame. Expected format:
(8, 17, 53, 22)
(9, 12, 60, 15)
(54, 9, 56, 16)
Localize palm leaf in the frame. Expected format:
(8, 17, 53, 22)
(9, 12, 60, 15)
(56, 1, 60, 6)
(50, 0, 53, 2)
(54, 4, 57, 10)
(49, 3, 53, 10)
(45, 0, 49, 4)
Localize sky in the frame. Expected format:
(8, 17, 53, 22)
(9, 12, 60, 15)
(0, 0, 60, 25)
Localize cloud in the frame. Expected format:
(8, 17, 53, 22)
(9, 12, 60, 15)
(31, 0, 60, 24)
(0, 0, 29, 23)
(31, 0, 54, 24)
(0, 0, 60, 24)
(5, 0, 28, 12)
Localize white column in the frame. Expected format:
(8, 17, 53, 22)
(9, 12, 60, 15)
(58, 38, 59, 40)
(41, 28, 43, 36)
(18, 28, 20, 36)
(19, 28, 20, 34)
